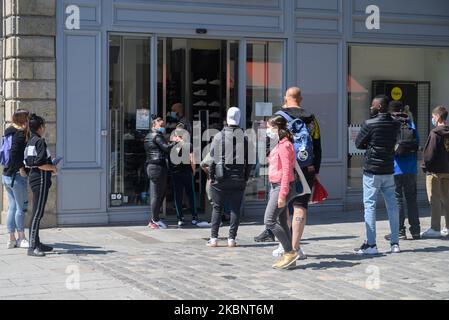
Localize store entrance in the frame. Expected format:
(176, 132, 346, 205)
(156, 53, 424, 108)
(157, 38, 239, 216)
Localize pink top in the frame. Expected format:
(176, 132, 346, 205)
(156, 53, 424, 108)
(268, 137, 295, 201)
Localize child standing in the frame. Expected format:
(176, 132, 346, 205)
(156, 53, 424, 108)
(24, 115, 57, 257)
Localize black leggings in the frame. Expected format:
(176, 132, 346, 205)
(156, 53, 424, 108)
(147, 164, 168, 222)
(29, 170, 52, 250)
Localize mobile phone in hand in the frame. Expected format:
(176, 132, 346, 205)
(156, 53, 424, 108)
(52, 156, 63, 166)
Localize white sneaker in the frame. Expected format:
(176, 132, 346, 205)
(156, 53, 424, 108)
(297, 247, 307, 260)
(228, 239, 237, 247)
(193, 90, 207, 96)
(355, 243, 379, 255)
(7, 240, 17, 249)
(441, 228, 449, 237)
(193, 78, 207, 85)
(178, 220, 186, 228)
(193, 101, 207, 107)
(209, 79, 221, 85)
(17, 239, 29, 249)
(154, 220, 168, 229)
(421, 228, 441, 238)
(390, 244, 401, 254)
(196, 221, 212, 228)
(207, 238, 218, 247)
(272, 244, 284, 257)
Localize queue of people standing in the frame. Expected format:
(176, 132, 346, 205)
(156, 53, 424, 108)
(2, 111, 58, 257)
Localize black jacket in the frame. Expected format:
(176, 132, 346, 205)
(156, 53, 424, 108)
(422, 125, 449, 174)
(356, 113, 401, 175)
(280, 106, 322, 173)
(209, 126, 253, 190)
(3, 126, 27, 177)
(24, 133, 53, 169)
(144, 130, 175, 165)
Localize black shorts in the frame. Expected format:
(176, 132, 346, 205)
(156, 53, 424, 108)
(290, 167, 315, 210)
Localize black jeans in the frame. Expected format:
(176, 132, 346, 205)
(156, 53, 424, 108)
(147, 163, 168, 222)
(29, 170, 52, 250)
(395, 174, 420, 235)
(210, 186, 245, 240)
(172, 170, 197, 221)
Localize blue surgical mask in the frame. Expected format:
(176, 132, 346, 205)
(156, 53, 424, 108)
(170, 112, 178, 119)
(266, 128, 277, 139)
(157, 127, 166, 134)
(432, 118, 438, 127)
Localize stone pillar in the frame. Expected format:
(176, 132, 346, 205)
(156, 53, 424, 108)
(1, 0, 57, 228)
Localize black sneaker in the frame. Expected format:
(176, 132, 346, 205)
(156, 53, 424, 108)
(38, 243, 54, 252)
(27, 248, 46, 257)
(411, 233, 421, 240)
(384, 230, 407, 241)
(254, 229, 275, 242)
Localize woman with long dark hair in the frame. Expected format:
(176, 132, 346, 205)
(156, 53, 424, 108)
(264, 115, 298, 269)
(24, 114, 57, 257)
(2, 109, 30, 249)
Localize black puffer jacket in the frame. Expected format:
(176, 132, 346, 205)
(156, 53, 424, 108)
(355, 113, 400, 175)
(2, 126, 27, 177)
(144, 130, 175, 165)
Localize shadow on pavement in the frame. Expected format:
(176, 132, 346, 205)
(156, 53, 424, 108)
(291, 260, 362, 270)
(49, 243, 117, 256)
(400, 246, 449, 254)
(302, 235, 359, 242)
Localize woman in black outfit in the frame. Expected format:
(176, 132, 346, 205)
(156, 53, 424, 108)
(24, 115, 57, 257)
(144, 117, 177, 229)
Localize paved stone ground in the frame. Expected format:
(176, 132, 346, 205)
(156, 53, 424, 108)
(0, 207, 448, 300)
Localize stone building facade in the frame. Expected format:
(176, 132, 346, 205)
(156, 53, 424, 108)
(1, 0, 56, 227)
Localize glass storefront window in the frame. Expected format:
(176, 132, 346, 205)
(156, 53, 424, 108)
(109, 35, 151, 207)
(348, 45, 449, 191)
(246, 41, 284, 201)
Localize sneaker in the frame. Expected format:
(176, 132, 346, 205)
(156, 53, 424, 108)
(17, 239, 29, 249)
(272, 244, 284, 257)
(272, 251, 299, 270)
(207, 238, 218, 247)
(254, 229, 275, 242)
(411, 233, 422, 240)
(390, 243, 401, 254)
(149, 221, 159, 229)
(197, 221, 212, 228)
(209, 79, 221, 85)
(355, 242, 378, 255)
(178, 220, 186, 228)
(297, 247, 307, 260)
(208, 101, 220, 107)
(193, 100, 207, 107)
(193, 78, 207, 85)
(421, 228, 441, 238)
(191, 219, 200, 226)
(27, 248, 45, 257)
(228, 239, 237, 248)
(384, 230, 407, 241)
(441, 228, 449, 237)
(7, 240, 17, 249)
(193, 90, 207, 96)
(154, 220, 168, 229)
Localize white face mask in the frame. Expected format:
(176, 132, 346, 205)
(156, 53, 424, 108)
(266, 128, 277, 139)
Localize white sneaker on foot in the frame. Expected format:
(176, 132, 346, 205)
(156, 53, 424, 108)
(207, 238, 218, 247)
(154, 220, 168, 229)
(7, 240, 17, 249)
(297, 247, 307, 260)
(228, 239, 237, 247)
(17, 239, 29, 249)
(272, 244, 284, 257)
(441, 228, 448, 237)
(390, 244, 401, 254)
(421, 228, 441, 238)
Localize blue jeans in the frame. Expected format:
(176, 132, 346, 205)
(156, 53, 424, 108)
(3, 175, 28, 234)
(363, 173, 399, 245)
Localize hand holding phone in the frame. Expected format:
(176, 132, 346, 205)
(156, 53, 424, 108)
(52, 156, 63, 166)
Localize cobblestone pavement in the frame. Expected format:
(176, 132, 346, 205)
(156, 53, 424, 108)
(0, 207, 448, 300)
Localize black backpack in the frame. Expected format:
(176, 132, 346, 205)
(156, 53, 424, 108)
(395, 122, 419, 156)
(214, 131, 246, 184)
